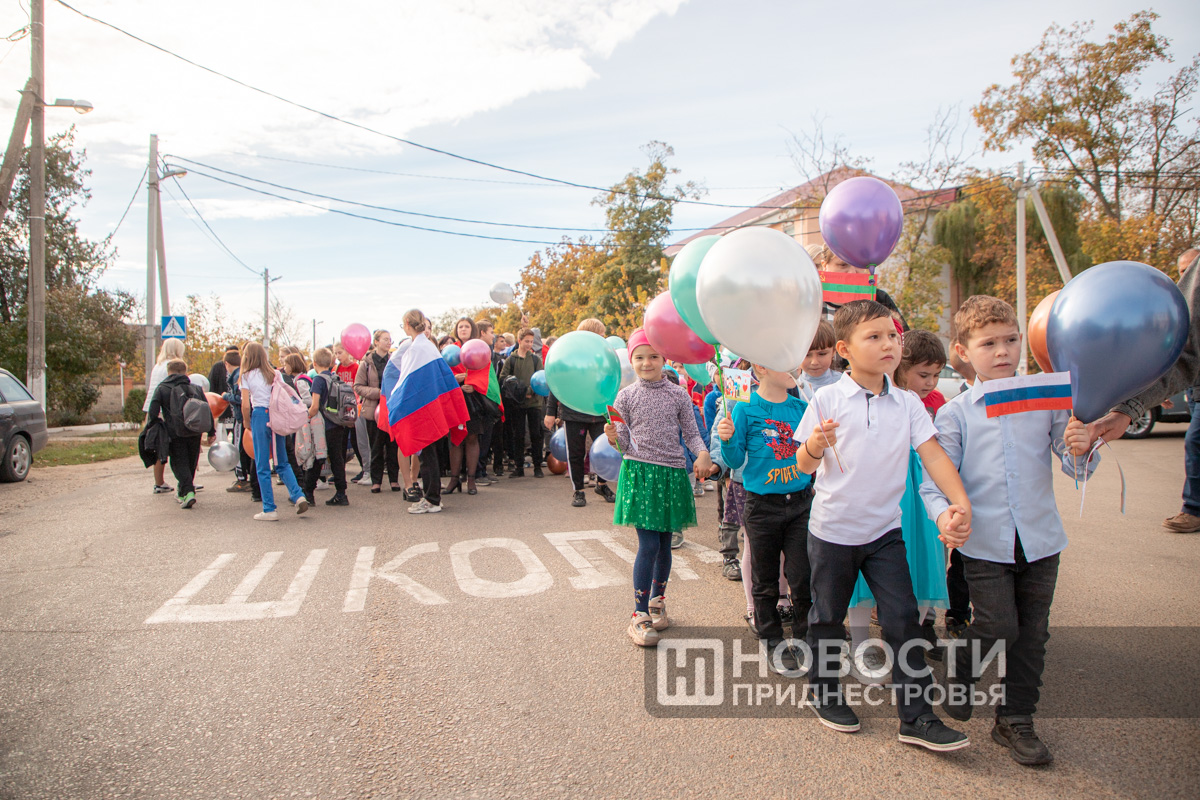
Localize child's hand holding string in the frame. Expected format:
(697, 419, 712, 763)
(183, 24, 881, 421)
(717, 417, 735, 442)
(806, 419, 839, 455)
(604, 422, 617, 446)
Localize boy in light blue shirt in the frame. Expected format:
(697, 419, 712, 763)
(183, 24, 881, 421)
(920, 295, 1092, 767)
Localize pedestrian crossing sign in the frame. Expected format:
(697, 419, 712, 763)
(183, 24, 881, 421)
(161, 315, 187, 339)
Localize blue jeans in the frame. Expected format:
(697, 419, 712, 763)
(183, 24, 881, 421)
(250, 407, 303, 513)
(1183, 400, 1200, 515)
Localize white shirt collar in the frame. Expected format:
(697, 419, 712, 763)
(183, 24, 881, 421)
(835, 371, 894, 398)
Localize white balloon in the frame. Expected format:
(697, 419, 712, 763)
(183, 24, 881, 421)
(489, 282, 515, 305)
(696, 227, 823, 373)
(615, 347, 635, 389)
(189, 373, 210, 393)
(207, 441, 238, 472)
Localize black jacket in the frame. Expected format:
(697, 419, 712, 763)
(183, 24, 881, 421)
(138, 418, 170, 466)
(148, 374, 203, 440)
(546, 391, 604, 424)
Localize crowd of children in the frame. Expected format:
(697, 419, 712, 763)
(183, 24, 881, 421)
(140, 289, 1095, 766)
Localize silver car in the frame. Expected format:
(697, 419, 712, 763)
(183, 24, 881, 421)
(0, 368, 48, 481)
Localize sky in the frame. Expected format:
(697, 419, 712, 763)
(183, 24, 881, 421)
(1, 0, 1197, 346)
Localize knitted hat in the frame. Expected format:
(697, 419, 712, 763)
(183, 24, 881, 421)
(627, 327, 655, 356)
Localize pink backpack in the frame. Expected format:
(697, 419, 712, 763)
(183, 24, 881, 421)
(268, 370, 309, 436)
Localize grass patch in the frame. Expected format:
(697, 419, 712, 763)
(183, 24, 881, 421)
(82, 429, 139, 439)
(34, 438, 140, 467)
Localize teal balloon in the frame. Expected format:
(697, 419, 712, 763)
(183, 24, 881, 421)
(669, 235, 722, 345)
(605, 335, 625, 350)
(544, 331, 621, 416)
(683, 363, 713, 386)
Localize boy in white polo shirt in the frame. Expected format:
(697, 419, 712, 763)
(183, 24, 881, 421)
(795, 299, 973, 751)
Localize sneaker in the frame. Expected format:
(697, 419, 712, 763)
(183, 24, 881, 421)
(572, 491, 587, 507)
(194, 485, 203, 491)
(180, 492, 196, 509)
(670, 531, 684, 549)
(304, 493, 316, 506)
(251, 494, 262, 503)
(942, 676, 973, 721)
(647, 596, 670, 631)
(627, 612, 660, 647)
(314, 479, 331, 491)
(1162, 512, 1200, 533)
(704, 481, 715, 491)
(992, 715, 1053, 766)
(351, 471, 365, 483)
(692, 481, 706, 498)
(722, 558, 742, 581)
(778, 603, 795, 625)
(325, 493, 350, 506)
(898, 712, 970, 752)
(153, 484, 174, 494)
(945, 617, 970, 640)
(595, 484, 616, 503)
(227, 480, 252, 493)
(533, 468, 545, 478)
(254, 511, 279, 521)
(744, 612, 760, 639)
(509, 469, 525, 479)
(765, 639, 805, 676)
(355, 475, 374, 486)
(807, 688, 861, 733)
(294, 497, 310, 515)
(408, 498, 443, 514)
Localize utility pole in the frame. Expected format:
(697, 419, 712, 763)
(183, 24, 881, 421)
(263, 268, 269, 348)
(0, 79, 33, 218)
(144, 134, 159, 390)
(155, 190, 169, 315)
(26, 0, 46, 407)
(1028, 186, 1074, 285)
(1015, 162, 1028, 376)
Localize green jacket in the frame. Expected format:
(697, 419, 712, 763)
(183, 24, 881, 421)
(500, 351, 543, 409)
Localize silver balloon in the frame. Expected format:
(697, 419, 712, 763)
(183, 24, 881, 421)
(189, 373, 210, 393)
(207, 441, 239, 472)
(489, 282, 515, 305)
(615, 347, 636, 389)
(696, 227, 823, 372)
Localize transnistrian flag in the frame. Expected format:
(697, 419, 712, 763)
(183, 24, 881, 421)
(982, 372, 1073, 418)
(819, 270, 877, 304)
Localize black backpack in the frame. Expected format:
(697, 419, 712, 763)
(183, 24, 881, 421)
(319, 373, 358, 427)
(169, 381, 214, 437)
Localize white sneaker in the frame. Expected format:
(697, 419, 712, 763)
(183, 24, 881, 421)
(314, 479, 331, 491)
(704, 481, 715, 492)
(254, 511, 279, 521)
(670, 531, 684, 549)
(627, 612, 661, 647)
(356, 476, 373, 485)
(408, 498, 443, 514)
(648, 596, 670, 631)
(295, 497, 310, 515)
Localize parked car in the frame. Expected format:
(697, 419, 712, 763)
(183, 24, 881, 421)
(0, 368, 48, 481)
(1123, 390, 1191, 439)
(937, 365, 968, 401)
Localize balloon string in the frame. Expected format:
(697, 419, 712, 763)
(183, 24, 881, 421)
(797, 376, 845, 473)
(1078, 437, 1126, 517)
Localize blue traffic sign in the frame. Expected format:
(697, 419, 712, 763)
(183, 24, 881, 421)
(161, 315, 187, 339)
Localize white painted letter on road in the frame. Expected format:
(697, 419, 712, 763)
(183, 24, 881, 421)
(449, 538, 552, 598)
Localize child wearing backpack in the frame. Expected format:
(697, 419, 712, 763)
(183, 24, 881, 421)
(147, 358, 212, 509)
(240, 342, 309, 521)
(306, 347, 350, 507)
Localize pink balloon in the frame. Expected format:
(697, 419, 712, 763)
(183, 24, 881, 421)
(643, 293, 716, 364)
(341, 323, 371, 360)
(460, 339, 492, 371)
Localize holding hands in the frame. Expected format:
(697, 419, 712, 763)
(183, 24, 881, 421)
(936, 504, 972, 550)
(694, 452, 718, 482)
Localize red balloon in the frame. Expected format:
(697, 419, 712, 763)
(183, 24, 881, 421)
(546, 453, 568, 475)
(460, 339, 492, 371)
(1028, 290, 1059, 373)
(205, 391, 228, 419)
(242, 428, 254, 459)
(375, 397, 389, 429)
(643, 293, 717, 364)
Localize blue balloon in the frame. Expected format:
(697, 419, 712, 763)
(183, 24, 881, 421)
(605, 335, 625, 350)
(530, 369, 549, 397)
(589, 435, 623, 483)
(549, 427, 568, 461)
(441, 344, 461, 367)
(1046, 260, 1189, 423)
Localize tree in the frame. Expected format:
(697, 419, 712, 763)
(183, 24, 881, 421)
(0, 128, 138, 415)
(974, 10, 1200, 269)
(178, 293, 257, 375)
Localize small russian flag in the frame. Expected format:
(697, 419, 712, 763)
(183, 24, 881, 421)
(982, 372, 1073, 418)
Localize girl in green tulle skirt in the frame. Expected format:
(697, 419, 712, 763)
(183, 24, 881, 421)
(606, 329, 714, 647)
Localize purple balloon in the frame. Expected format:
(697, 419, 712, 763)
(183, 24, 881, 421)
(1046, 260, 1189, 423)
(818, 176, 904, 271)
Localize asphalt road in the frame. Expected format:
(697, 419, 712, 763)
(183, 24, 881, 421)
(1, 425, 1198, 799)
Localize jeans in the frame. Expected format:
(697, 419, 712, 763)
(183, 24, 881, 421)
(509, 406, 544, 471)
(306, 425, 348, 497)
(807, 528, 933, 723)
(957, 535, 1059, 717)
(167, 435, 201, 497)
(249, 407, 304, 513)
(718, 480, 746, 560)
(366, 419, 399, 485)
(744, 489, 812, 641)
(565, 419, 607, 491)
(1183, 399, 1200, 515)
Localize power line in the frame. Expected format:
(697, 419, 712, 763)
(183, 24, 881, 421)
(103, 165, 147, 242)
(159, 168, 262, 276)
(53, 0, 832, 211)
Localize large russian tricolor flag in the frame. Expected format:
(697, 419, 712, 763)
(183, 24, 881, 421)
(982, 372, 1073, 418)
(381, 333, 469, 454)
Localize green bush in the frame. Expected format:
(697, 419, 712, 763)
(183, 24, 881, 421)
(123, 388, 146, 424)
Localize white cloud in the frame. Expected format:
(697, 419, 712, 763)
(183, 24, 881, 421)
(0, 0, 686, 161)
(187, 197, 328, 221)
